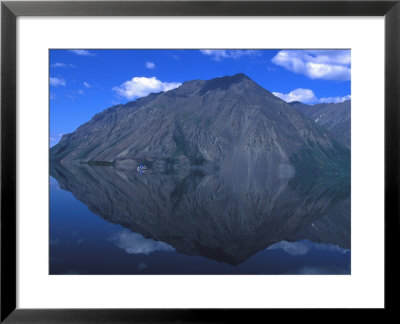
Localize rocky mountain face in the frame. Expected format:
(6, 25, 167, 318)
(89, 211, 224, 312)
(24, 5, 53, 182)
(50, 74, 350, 175)
(49, 74, 351, 264)
(50, 162, 350, 265)
(289, 100, 351, 148)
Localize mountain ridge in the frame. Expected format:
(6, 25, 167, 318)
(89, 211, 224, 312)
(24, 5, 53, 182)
(289, 100, 351, 148)
(50, 73, 349, 175)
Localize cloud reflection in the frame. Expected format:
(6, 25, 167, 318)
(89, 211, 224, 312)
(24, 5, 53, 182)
(290, 266, 350, 275)
(268, 240, 349, 256)
(110, 229, 174, 255)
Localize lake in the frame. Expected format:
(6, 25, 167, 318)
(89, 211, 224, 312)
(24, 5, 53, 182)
(49, 162, 350, 275)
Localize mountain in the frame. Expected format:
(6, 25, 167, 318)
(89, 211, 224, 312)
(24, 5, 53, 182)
(50, 73, 350, 175)
(289, 100, 351, 148)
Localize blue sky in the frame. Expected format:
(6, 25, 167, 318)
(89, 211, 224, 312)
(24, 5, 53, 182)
(49, 49, 351, 146)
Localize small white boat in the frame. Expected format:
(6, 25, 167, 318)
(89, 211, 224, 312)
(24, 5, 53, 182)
(137, 164, 147, 174)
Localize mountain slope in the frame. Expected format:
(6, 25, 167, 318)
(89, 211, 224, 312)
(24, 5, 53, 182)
(289, 100, 351, 148)
(50, 74, 349, 174)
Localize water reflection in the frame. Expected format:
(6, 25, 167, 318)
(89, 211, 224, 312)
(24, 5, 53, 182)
(109, 229, 175, 255)
(50, 161, 350, 268)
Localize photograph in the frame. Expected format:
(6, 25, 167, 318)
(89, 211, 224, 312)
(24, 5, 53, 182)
(3, 0, 397, 320)
(49, 49, 351, 275)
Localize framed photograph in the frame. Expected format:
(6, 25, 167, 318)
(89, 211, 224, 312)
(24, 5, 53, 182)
(1, 0, 399, 322)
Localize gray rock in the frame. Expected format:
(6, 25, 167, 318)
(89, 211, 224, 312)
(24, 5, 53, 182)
(50, 74, 350, 175)
(290, 100, 351, 148)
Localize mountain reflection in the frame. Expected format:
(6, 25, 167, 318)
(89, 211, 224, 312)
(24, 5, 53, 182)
(50, 162, 350, 265)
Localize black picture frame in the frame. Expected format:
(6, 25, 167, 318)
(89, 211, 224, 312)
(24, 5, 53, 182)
(1, 0, 399, 322)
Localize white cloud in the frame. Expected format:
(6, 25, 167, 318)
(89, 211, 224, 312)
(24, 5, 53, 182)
(273, 88, 350, 104)
(51, 62, 75, 68)
(109, 229, 174, 255)
(273, 88, 317, 103)
(51, 63, 67, 68)
(83, 81, 91, 88)
(69, 49, 94, 56)
(113, 76, 181, 100)
(145, 61, 156, 69)
(319, 95, 351, 103)
(200, 49, 259, 61)
(271, 50, 351, 81)
(49, 133, 64, 146)
(77, 89, 85, 95)
(50, 77, 66, 87)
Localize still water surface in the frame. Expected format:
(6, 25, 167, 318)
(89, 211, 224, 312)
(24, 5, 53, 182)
(50, 163, 350, 275)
